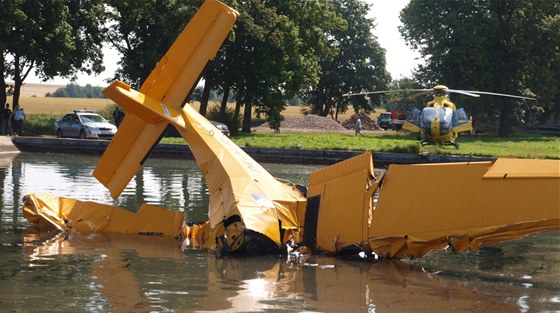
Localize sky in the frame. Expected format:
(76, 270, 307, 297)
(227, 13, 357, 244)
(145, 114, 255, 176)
(27, 0, 419, 86)
(367, 0, 420, 79)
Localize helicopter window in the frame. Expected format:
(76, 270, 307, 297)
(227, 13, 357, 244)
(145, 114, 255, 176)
(421, 107, 438, 126)
(421, 107, 452, 132)
(440, 108, 453, 133)
(406, 108, 421, 126)
(453, 108, 469, 126)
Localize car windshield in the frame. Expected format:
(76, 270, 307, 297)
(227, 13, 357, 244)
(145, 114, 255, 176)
(80, 114, 106, 123)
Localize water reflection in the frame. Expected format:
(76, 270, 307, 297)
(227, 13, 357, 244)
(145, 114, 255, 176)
(0, 153, 558, 312)
(19, 228, 529, 313)
(1, 153, 318, 224)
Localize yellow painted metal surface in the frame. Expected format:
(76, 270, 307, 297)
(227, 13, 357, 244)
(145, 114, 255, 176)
(451, 120, 473, 134)
(93, 0, 305, 248)
(23, 194, 185, 237)
(307, 152, 377, 253)
(99, 79, 306, 246)
(402, 121, 421, 133)
(483, 158, 560, 179)
(369, 161, 560, 258)
(93, 0, 239, 199)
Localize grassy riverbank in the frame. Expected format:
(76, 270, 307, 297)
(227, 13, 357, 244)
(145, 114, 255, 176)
(162, 132, 560, 159)
(17, 107, 560, 160)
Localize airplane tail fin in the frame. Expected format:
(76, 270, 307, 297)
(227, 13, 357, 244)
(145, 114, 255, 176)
(93, 0, 238, 199)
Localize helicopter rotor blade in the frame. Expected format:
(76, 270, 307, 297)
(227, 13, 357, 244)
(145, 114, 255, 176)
(463, 91, 537, 100)
(343, 89, 430, 97)
(448, 89, 480, 98)
(406, 91, 431, 99)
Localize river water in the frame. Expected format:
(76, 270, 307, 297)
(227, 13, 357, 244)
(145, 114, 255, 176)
(0, 152, 558, 313)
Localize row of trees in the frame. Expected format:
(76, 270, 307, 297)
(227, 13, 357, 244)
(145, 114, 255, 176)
(2, 0, 558, 135)
(2, 0, 388, 133)
(46, 83, 105, 98)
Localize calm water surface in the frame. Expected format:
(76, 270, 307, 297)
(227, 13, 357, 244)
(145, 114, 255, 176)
(0, 152, 558, 313)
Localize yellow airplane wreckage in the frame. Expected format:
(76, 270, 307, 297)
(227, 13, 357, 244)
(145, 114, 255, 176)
(22, 0, 559, 260)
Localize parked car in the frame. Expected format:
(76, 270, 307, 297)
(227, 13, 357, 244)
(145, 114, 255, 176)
(164, 120, 230, 137)
(55, 110, 117, 139)
(377, 112, 392, 130)
(211, 120, 230, 136)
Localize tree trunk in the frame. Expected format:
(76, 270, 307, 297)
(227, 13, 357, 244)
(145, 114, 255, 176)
(242, 94, 253, 133)
(199, 67, 213, 116)
(0, 82, 6, 111)
(11, 55, 21, 108)
(233, 91, 244, 134)
(313, 89, 324, 115)
(497, 99, 512, 137)
(220, 86, 230, 116)
(321, 102, 331, 117)
(11, 54, 33, 109)
(0, 52, 6, 108)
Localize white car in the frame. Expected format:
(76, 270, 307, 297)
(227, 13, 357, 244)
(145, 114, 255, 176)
(55, 110, 117, 139)
(211, 121, 230, 136)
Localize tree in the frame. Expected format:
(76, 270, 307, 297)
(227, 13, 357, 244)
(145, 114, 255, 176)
(382, 77, 424, 111)
(105, 0, 201, 88)
(0, 0, 106, 109)
(211, 0, 344, 132)
(306, 0, 390, 118)
(400, 0, 560, 136)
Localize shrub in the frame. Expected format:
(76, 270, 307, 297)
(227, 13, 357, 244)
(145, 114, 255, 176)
(23, 114, 59, 136)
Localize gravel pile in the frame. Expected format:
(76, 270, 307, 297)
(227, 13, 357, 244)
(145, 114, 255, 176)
(341, 113, 380, 130)
(257, 114, 348, 131)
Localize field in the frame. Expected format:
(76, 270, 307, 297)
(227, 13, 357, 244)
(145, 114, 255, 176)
(18, 83, 66, 97)
(8, 96, 114, 114)
(8, 92, 376, 121)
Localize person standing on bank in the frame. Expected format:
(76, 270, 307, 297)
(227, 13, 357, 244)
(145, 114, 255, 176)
(355, 118, 363, 136)
(112, 106, 125, 128)
(12, 104, 25, 136)
(1, 103, 12, 135)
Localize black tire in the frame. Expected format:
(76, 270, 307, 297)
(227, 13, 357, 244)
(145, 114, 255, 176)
(56, 129, 63, 138)
(79, 130, 86, 139)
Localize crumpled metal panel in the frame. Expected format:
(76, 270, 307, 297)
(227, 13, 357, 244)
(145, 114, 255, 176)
(307, 152, 376, 253)
(370, 161, 560, 258)
(23, 194, 185, 237)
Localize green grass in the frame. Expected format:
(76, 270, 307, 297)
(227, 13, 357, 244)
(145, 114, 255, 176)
(23, 113, 560, 159)
(162, 131, 560, 159)
(423, 133, 560, 159)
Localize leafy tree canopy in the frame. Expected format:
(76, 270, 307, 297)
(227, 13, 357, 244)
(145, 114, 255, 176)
(0, 0, 106, 108)
(105, 0, 201, 89)
(307, 0, 390, 118)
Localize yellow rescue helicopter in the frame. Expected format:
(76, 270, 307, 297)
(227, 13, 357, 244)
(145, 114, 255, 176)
(345, 85, 536, 148)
